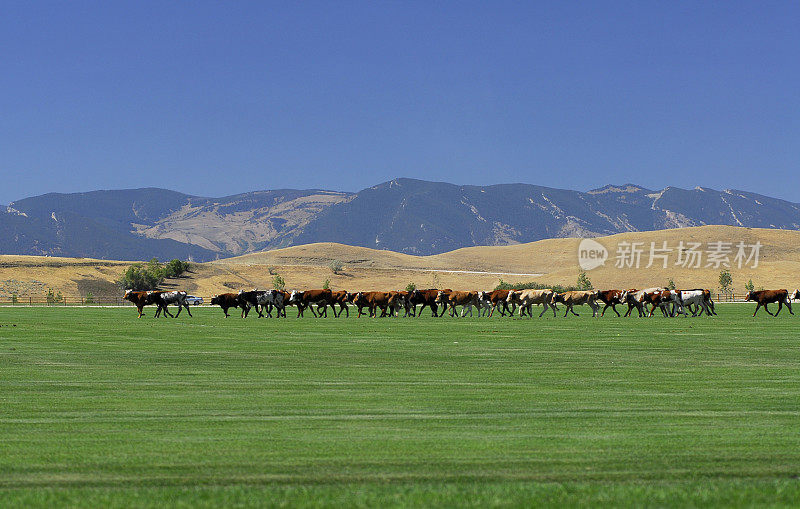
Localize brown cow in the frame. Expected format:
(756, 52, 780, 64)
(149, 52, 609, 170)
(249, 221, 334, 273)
(123, 289, 161, 318)
(436, 290, 479, 317)
(386, 291, 414, 317)
(596, 290, 625, 317)
(409, 289, 442, 317)
(288, 289, 334, 317)
(745, 289, 794, 316)
(552, 290, 600, 317)
(353, 291, 392, 317)
(485, 289, 514, 317)
(624, 288, 665, 317)
(210, 293, 239, 317)
(330, 290, 352, 318)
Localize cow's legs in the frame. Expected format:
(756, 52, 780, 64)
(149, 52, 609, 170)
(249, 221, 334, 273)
(786, 300, 794, 315)
(775, 302, 783, 316)
(764, 303, 775, 316)
(539, 302, 549, 318)
(137, 305, 144, 318)
(589, 301, 598, 317)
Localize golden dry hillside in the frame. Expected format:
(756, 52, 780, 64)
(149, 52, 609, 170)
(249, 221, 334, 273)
(1, 225, 798, 302)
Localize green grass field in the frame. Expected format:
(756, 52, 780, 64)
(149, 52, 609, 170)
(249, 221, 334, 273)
(1, 305, 800, 507)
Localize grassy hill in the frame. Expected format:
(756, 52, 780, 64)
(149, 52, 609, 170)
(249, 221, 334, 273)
(1, 225, 798, 302)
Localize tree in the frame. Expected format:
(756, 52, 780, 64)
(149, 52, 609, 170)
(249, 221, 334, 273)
(719, 269, 733, 294)
(744, 279, 755, 293)
(667, 278, 676, 290)
(163, 259, 190, 278)
(118, 263, 164, 291)
(576, 271, 593, 290)
(85, 292, 95, 305)
(272, 274, 286, 291)
(405, 282, 416, 293)
(328, 259, 344, 274)
(322, 278, 330, 290)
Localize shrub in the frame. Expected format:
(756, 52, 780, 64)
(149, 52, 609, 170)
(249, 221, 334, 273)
(405, 282, 416, 293)
(719, 269, 733, 294)
(118, 258, 191, 291)
(272, 274, 286, 291)
(744, 279, 755, 293)
(163, 259, 190, 278)
(494, 280, 579, 294)
(328, 259, 344, 274)
(118, 263, 164, 291)
(85, 292, 95, 305)
(322, 278, 331, 290)
(46, 288, 63, 304)
(576, 271, 593, 290)
(667, 278, 676, 290)
(11, 293, 18, 304)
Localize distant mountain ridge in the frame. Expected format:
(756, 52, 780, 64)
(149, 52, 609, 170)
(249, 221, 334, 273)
(2, 178, 800, 261)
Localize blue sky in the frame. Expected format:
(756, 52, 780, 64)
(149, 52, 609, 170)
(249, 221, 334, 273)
(1, 1, 798, 204)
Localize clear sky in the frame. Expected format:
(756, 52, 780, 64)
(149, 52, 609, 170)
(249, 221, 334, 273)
(1, 1, 798, 204)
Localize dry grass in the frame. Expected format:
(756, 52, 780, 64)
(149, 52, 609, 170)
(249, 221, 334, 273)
(1, 225, 799, 299)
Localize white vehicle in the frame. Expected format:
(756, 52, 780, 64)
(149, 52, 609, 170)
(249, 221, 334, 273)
(185, 295, 204, 306)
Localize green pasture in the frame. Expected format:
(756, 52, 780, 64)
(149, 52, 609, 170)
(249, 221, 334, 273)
(1, 305, 799, 507)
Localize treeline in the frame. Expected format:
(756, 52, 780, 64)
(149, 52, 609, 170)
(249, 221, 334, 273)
(118, 258, 191, 291)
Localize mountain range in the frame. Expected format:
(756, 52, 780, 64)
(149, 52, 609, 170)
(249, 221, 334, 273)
(3, 178, 800, 261)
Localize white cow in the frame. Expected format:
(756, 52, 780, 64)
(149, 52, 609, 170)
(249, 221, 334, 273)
(675, 289, 715, 316)
(507, 289, 558, 318)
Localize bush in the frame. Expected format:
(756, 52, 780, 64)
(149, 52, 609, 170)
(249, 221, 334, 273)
(46, 288, 63, 304)
(118, 258, 191, 291)
(328, 259, 344, 274)
(744, 279, 755, 293)
(163, 259, 190, 278)
(667, 278, 676, 290)
(118, 263, 164, 291)
(405, 282, 416, 293)
(11, 293, 18, 304)
(322, 278, 331, 290)
(84, 292, 95, 305)
(576, 271, 593, 290)
(272, 274, 286, 291)
(719, 269, 733, 294)
(494, 279, 579, 294)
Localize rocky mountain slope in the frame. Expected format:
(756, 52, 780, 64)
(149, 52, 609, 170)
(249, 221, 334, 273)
(2, 179, 800, 260)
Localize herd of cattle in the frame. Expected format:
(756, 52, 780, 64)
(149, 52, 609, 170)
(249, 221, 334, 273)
(123, 288, 800, 319)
